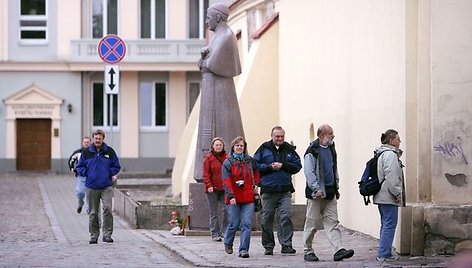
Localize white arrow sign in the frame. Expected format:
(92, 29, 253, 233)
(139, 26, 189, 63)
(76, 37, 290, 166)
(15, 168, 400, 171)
(105, 65, 119, 94)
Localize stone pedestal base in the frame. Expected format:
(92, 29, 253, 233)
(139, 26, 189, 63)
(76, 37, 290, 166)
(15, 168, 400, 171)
(188, 183, 210, 230)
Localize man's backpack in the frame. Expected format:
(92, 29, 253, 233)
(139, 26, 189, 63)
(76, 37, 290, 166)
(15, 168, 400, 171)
(358, 150, 389, 205)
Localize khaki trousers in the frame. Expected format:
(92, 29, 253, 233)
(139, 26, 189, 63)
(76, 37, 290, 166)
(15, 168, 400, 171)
(302, 198, 343, 254)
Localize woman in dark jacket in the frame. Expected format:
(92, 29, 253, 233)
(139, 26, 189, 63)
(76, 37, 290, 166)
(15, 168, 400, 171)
(203, 137, 229, 242)
(222, 136, 260, 258)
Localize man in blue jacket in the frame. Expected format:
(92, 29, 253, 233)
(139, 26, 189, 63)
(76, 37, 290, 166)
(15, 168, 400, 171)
(76, 129, 121, 244)
(254, 126, 302, 255)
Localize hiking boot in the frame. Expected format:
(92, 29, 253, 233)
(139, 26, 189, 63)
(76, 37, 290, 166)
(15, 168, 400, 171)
(303, 252, 319, 262)
(225, 245, 233, 254)
(281, 246, 296, 254)
(239, 252, 249, 258)
(102, 236, 114, 243)
(89, 237, 98, 244)
(77, 206, 82, 214)
(264, 248, 273, 255)
(333, 248, 354, 261)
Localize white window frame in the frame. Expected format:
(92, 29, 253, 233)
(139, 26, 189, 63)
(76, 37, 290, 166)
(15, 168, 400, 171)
(19, 0, 48, 45)
(188, 0, 207, 39)
(140, 81, 168, 132)
(140, 0, 168, 39)
(91, 81, 120, 130)
(91, 0, 120, 38)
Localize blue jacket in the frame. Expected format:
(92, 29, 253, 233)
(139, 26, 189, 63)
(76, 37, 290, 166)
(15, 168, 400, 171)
(253, 141, 302, 193)
(76, 143, 121, 190)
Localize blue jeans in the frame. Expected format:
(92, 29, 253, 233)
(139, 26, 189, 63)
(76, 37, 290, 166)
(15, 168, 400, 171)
(76, 176, 88, 212)
(378, 204, 398, 257)
(261, 191, 294, 249)
(224, 203, 254, 254)
(206, 191, 228, 238)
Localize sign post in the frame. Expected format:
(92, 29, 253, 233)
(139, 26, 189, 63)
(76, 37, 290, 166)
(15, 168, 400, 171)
(98, 35, 126, 146)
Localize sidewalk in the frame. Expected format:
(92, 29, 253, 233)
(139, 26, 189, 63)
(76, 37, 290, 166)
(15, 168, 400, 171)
(0, 173, 452, 267)
(143, 229, 450, 268)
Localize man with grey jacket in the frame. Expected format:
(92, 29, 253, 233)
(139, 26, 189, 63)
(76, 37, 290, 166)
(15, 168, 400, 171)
(301, 124, 354, 262)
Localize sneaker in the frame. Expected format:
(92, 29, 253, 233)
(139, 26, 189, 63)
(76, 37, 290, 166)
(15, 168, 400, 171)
(102, 236, 114, 243)
(334, 248, 354, 261)
(264, 248, 274, 255)
(225, 245, 233, 254)
(89, 237, 98, 244)
(239, 252, 249, 258)
(377, 255, 399, 262)
(303, 252, 319, 262)
(77, 206, 82, 214)
(281, 246, 296, 254)
(212, 237, 222, 242)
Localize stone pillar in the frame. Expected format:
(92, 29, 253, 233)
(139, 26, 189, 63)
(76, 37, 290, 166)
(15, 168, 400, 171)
(411, 205, 425, 256)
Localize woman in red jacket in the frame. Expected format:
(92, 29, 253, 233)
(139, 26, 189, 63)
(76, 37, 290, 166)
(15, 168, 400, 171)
(203, 137, 229, 242)
(222, 136, 260, 258)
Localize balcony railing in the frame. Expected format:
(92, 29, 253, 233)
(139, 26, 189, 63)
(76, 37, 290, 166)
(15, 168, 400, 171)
(71, 39, 205, 63)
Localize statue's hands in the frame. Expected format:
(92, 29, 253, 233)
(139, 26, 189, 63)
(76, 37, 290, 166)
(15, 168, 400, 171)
(201, 47, 209, 58)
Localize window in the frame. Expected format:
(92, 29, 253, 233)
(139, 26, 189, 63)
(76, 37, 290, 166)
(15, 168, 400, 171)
(188, 0, 208, 38)
(140, 82, 167, 129)
(188, 82, 200, 116)
(19, 0, 48, 44)
(92, 82, 118, 127)
(140, 0, 166, 38)
(92, 0, 118, 38)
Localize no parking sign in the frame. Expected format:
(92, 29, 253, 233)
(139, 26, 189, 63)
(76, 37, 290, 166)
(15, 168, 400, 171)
(98, 35, 126, 94)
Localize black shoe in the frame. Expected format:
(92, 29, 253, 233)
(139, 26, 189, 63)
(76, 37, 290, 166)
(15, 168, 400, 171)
(77, 206, 82, 214)
(239, 252, 249, 258)
(303, 252, 319, 262)
(264, 248, 273, 255)
(281, 246, 296, 254)
(334, 248, 354, 261)
(102, 236, 114, 243)
(89, 237, 98, 244)
(225, 245, 233, 254)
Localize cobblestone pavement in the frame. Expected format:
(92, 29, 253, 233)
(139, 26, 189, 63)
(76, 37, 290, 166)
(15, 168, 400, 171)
(0, 173, 456, 268)
(0, 173, 191, 268)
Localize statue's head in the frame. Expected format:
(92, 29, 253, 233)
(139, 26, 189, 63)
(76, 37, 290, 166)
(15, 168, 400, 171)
(206, 3, 229, 31)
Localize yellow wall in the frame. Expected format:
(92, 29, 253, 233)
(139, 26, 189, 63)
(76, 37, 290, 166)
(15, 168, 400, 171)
(168, 0, 187, 39)
(168, 72, 187, 157)
(57, 1, 81, 60)
(120, 0, 139, 38)
(120, 72, 139, 157)
(237, 26, 279, 155)
(278, 0, 408, 236)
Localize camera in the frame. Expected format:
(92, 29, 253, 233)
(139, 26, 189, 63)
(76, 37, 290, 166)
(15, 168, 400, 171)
(236, 180, 245, 187)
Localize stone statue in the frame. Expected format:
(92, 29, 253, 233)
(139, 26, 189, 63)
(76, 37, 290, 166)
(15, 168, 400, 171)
(194, 3, 245, 182)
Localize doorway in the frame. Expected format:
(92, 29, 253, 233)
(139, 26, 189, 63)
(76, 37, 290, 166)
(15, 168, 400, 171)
(16, 119, 52, 170)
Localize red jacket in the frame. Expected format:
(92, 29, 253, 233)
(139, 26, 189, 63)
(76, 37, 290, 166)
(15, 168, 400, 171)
(222, 155, 260, 204)
(203, 151, 228, 192)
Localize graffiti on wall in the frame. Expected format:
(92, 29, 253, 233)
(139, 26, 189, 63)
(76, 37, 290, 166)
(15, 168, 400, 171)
(433, 138, 468, 165)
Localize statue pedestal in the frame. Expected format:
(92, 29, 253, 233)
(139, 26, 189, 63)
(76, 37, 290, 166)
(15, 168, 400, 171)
(188, 183, 210, 230)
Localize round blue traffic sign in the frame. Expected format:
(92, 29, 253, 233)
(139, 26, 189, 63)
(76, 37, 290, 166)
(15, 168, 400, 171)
(98, 34, 126, 64)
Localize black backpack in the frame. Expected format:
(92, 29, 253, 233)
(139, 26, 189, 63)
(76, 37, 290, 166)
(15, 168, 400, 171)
(358, 150, 389, 205)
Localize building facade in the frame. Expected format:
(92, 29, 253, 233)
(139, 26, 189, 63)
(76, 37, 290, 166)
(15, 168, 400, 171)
(0, 0, 211, 172)
(172, 0, 472, 256)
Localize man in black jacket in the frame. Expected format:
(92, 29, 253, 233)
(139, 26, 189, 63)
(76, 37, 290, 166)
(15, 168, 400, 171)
(302, 124, 354, 262)
(68, 136, 91, 214)
(254, 126, 302, 255)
